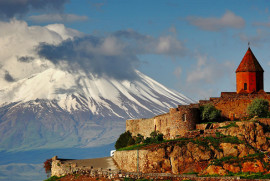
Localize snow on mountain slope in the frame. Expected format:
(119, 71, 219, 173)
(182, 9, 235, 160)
(0, 67, 193, 151)
(0, 68, 193, 118)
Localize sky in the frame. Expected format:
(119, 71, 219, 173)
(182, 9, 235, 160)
(1, 0, 270, 101)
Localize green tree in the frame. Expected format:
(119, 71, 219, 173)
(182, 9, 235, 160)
(135, 134, 144, 144)
(247, 98, 269, 118)
(200, 104, 221, 122)
(115, 131, 132, 149)
(127, 137, 135, 146)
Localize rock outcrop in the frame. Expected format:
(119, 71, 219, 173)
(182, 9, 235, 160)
(114, 120, 270, 176)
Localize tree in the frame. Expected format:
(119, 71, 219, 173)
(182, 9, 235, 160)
(247, 98, 269, 118)
(115, 131, 132, 149)
(135, 134, 144, 144)
(43, 158, 52, 177)
(200, 104, 221, 122)
(127, 137, 135, 146)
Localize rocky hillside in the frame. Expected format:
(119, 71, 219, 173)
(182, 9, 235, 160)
(114, 120, 270, 177)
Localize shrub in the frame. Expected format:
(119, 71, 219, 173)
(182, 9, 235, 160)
(115, 131, 132, 149)
(150, 131, 158, 138)
(127, 137, 135, 146)
(135, 134, 144, 144)
(143, 131, 164, 144)
(157, 133, 164, 142)
(200, 104, 221, 122)
(144, 137, 152, 144)
(44, 158, 52, 174)
(247, 98, 269, 118)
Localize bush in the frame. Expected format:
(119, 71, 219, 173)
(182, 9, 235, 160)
(127, 137, 135, 146)
(135, 134, 144, 144)
(247, 98, 269, 118)
(157, 133, 164, 142)
(144, 137, 152, 144)
(200, 104, 221, 122)
(143, 131, 164, 144)
(44, 158, 52, 174)
(115, 131, 132, 149)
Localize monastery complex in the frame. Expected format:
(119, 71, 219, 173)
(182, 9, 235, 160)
(126, 47, 270, 139)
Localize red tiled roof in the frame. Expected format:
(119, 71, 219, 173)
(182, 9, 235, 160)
(236, 48, 264, 72)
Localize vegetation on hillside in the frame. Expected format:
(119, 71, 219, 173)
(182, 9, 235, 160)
(247, 98, 270, 118)
(115, 131, 133, 149)
(115, 131, 164, 150)
(200, 104, 221, 122)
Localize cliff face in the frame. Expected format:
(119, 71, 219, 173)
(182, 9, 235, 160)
(114, 120, 270, 176)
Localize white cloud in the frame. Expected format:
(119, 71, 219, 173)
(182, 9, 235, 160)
(183, 53, 234, 100)
(28, 13, 88, 23)
(0, 19, 82, 87)
(187, 54, 232, 83)
(238, 29, 270, 47)
(113, 29, 187, 57)
(0, 20, 188, 84)
(187, 10, 245, 31)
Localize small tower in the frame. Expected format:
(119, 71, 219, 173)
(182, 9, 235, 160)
(236, 47, 264, 93)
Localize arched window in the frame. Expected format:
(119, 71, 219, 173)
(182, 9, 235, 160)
(244, 83, 247, 90)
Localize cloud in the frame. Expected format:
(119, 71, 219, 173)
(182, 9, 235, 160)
(113, 30, 186, 56)
(36, 29, 187, 80)
(4, 71, 15, 82)
(17, 56, 35, 63)
(253, 22, 270, 27)
(28, 13, 88, 23)
(0, 20, 187, 82)
(0, 19, 82, 85)
(187, 54, 232, 83)
(92, 2, 106, 11)
(187, 10, 245, 31)
(237, 29, 270, 47)
(0, 0, 69, 20)
(184, 53, 234, 100)
(36, 36, 140, 80)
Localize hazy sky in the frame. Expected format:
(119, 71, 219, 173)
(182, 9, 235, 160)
(1, 0, 270, 101)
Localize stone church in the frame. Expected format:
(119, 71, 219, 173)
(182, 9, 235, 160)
(126, 47, 270, 139)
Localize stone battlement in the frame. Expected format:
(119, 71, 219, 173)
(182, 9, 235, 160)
(126, 104, 199, 139)
(126, 92, 270, 140)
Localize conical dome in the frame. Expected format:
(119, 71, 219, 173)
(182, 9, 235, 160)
(236, 47, 264, 73)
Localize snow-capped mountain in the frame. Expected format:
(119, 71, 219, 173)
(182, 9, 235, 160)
(0, 68, 193, 151)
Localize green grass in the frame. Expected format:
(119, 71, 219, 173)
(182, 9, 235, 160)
(210, 152, 266, 166)
(44, 176, 64, 181)
(228, 172, 270, 179)
(117, 143, 147, 151)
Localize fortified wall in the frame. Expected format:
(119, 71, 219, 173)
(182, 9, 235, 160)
(200, 91, 270, 120)
(126, 91, 270, 139)
(126, 105, 200, 139)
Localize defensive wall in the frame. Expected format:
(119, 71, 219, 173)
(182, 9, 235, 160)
(126, 105, 200, 139)
(126, 91, 270, 139)
(199, 91, 270, 120)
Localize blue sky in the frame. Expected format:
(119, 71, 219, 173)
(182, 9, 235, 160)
(1, 0, 270, 101)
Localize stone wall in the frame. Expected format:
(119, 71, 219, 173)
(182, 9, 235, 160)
(126, 106, 200, 139)
(113, 150, 149, 173)
(200, 92, 270, 120)
(126, 92, 270, 141)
